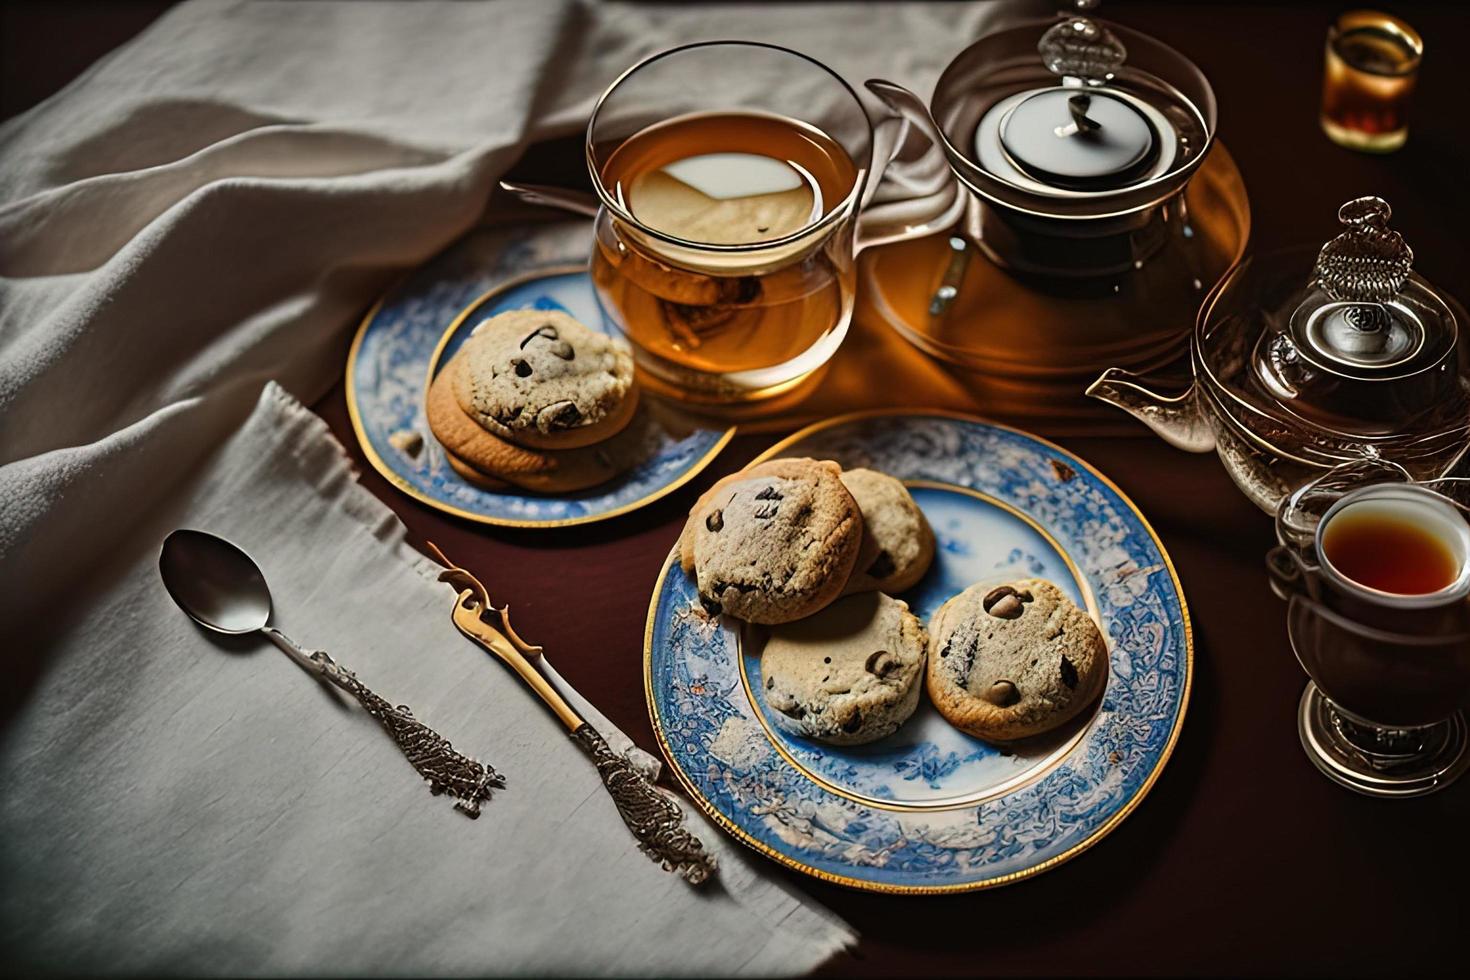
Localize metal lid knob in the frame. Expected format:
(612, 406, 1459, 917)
(1279, 196, 1452, 386)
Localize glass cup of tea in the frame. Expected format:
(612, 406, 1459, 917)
(1268, 460, 1470, 797)
(584, 41, 964, 411)
(1320, 10, 1423, 153)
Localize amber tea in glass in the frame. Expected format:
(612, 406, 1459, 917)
(1321, 10, 1422, 153)
(583, 41, 964, 412)
(592, 111, 859, 384)
(1322, 505, 1461, 596)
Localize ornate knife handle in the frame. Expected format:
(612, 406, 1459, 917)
(265, 628, 502, 818)
(433, 550, 718, 883)
(570, 724, 718, 885)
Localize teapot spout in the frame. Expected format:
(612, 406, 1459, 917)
(1087, 368, 1216, 452)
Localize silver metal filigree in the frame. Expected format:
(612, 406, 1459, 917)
(310, 650, 503, 817)
(570, 723, 718, 884)
(1314, 196, 1413, 303)
(1038, 15, 1127, 83)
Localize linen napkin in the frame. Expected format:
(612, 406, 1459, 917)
(0, 382, 856, 976)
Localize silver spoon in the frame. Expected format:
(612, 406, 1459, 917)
(158, 529, 503, 817)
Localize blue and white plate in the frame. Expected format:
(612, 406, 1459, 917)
(644, 412, 1192, 893)
(347, 252, 733, 528)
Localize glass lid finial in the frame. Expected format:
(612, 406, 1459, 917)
(1313, 196, 1413, 303)
(1038, 1, 1127, 85)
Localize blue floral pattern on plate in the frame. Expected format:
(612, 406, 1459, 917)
(645, 413, 1191, 892)
(347, 225, 732, 527)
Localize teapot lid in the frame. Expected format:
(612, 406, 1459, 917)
(997, 89, 1160, 189)
(967, 3, 1196, 198)
(1278, 198, 1456, 382)
(1240, 197, 1465, 436)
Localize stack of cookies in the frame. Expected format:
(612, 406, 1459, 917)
(677, 457, 938, 745)
(677, 457, 1108, 747)
(426, 310, 647, 492)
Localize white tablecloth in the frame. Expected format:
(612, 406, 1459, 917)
(0, 1, 1034, 973)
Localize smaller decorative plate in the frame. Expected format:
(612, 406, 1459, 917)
(645, 411, 1192, 893)
(347, 248, 733, 528)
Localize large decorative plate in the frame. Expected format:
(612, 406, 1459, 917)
(644, 411, 1192, 892)
(347, 241, 734, 528)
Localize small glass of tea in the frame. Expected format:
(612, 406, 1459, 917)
(1320, 10, 1423, 153)
(1268, 472, 1470, 798)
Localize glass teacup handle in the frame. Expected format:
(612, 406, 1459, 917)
(854, 80, 967, 254)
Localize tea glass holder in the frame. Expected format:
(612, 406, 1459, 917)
(1267, 459, 1470, 797)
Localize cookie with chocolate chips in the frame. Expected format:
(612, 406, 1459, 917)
(926, 578, 1107, 741)
(677, 458, 863, 625)
(452, 309, 636, 449)
(757, 592, 928, 745)
(427, 357, 653, 492)
(839, 468, 935, 595)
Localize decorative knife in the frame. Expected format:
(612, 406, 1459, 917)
(426, 544, 717, 885)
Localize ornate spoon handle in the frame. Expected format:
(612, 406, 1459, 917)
(266, 628, 502, 817)
(569, 723, 717, 884)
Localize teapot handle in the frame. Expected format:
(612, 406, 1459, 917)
(854, 80, 967, 254)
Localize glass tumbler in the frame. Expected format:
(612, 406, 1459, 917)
(1320, 10, 1423, 153)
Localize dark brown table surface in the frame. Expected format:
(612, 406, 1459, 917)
(11, 2, 1468, 975)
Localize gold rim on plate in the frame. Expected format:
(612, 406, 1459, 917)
(344, 263, 736, 529)
(642, 408, 1194, 894)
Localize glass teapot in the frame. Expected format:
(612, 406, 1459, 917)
(1090, 196, 1470, 512)
(866, 0, 1216, 279)
(860, 0, 1246, 426)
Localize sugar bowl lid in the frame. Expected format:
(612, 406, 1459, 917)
(1252, 197, 1465, 433)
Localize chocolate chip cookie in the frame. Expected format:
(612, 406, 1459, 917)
(452, 309, 636, 449)
(427, 357, 650, 493)
(926, 578, 1107, 741)
(758, 592, 928, 745)
(678, 458, 862, 625)
(840, 468, 935, 595)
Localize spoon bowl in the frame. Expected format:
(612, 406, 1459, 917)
(159, 529, 272, 635)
